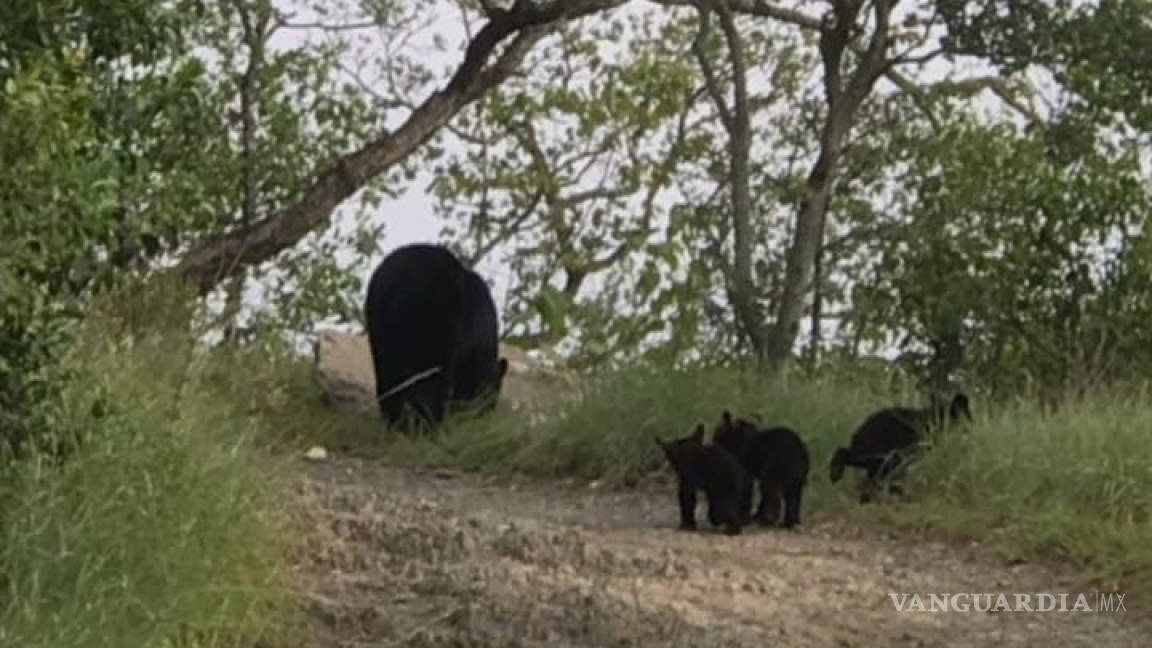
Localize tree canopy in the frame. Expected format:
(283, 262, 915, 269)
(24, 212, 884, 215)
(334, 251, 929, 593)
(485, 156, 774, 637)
(3, 0, 1152, 452)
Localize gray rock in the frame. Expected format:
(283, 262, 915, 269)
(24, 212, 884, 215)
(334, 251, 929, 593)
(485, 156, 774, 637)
(312, 329, 578, 415)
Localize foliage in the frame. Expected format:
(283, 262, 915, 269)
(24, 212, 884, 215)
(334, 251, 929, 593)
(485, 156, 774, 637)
(432, 8, 847, 367)
(0, 0, 392, 454)
(115, 0, 391, 337)
(0, 0, 191, 83)
(431, 13, 704, 365)
(0, 281, 298, 648)
(0, 50, 124, 456)
(940, 0, 1152, 131)
(854, 119, 1152, 397)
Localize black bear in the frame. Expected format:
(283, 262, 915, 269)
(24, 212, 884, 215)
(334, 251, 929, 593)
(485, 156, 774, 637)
(363, 243, 508, 432)
(829, 392, 972, 502)
(655, 424, 747, 536)
(713, 411, 810, 529)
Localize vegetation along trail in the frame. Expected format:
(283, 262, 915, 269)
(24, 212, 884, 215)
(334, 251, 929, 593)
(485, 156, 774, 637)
(295, 458, 1150, 647)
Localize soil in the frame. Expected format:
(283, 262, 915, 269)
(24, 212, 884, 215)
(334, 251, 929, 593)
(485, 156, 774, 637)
(294, 457, 1149, 647)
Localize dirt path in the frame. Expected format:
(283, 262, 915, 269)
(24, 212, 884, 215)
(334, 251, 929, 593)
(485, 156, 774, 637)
(294, 457, 1148, 647)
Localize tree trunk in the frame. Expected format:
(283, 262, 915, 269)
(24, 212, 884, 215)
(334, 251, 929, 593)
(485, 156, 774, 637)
(807, 225, 825, 367)
(765, 127, 843, 364)
(763, 0, 892, 368)
(694, 1, 766, 356)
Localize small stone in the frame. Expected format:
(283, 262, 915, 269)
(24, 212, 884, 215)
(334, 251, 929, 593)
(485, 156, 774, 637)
(304, 446, 328, 461)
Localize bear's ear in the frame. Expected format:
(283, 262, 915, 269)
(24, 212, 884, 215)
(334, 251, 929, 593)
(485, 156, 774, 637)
(721, 410, 733, 425)
(691, 424, 705, 442)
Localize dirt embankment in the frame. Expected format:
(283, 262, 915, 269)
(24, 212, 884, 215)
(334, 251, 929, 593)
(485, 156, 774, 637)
(295, 458, 1148, 647)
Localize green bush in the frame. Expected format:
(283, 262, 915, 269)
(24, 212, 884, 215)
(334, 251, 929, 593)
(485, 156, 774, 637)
(0, 284, 299, 648)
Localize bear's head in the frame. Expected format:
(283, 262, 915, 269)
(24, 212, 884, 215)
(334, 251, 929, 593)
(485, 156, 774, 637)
(655, 423, 706, 473)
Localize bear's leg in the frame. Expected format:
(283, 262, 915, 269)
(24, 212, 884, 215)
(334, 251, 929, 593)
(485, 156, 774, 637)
(379, 391, 404, 427)
(781, 482, 804, 529)
(860, 462, 881, 504)
(718, 498, 743, 536)
(707, 502, 723, 527)
(755, 479, 782, 526)
(887, 472, 907, 497)
(427, 364, 454, 426)
(739, 474, 755, 525)
(677, 481, 698, 531)
(755, 479, 783, 525)
(877, 452, 906, 498)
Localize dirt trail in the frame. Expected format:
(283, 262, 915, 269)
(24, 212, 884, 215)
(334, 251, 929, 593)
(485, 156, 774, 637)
(295, 457, 1148, 647)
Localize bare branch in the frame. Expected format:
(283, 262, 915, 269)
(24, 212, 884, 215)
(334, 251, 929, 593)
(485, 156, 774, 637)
(463, 189, 544, 266)
(929, 76, 1043, 122)
(555, 186, 633, 207)
(336, 60, 413, 111)
(881, 73, 1041, 124)
(692, 6, 734, 131)
(655, 0, 1038, 127)
(877, 66, 943, 131)
(279, 20, 380, 31)
(893, 47, 944, 67)
(647, 0, 822, 29)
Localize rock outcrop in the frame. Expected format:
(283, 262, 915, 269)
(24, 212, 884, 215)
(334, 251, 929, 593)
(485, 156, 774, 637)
(313, 330, 575, 415)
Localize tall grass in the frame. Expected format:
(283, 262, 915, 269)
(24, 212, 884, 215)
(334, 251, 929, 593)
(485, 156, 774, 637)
(882, 393, 1152, 586)
(0, 282, 302, 647)
(416, 363, 908, 496)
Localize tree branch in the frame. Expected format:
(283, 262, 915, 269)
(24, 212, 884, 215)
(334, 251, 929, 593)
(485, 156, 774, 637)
(173, 0, 626, 294)
(647, 0, 822, 28)
(654, 0, 1038, 127)
(691, 6, 733, 131)
(279, 20, 379, 32)
(927, 75, 1042, 122)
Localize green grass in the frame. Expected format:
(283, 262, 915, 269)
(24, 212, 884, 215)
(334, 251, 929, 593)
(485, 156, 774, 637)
(0, 282, 305, 648)
(390, 363, 904, 499)
(869, 394, 1152, 588)
(378, 362, 1152, 604)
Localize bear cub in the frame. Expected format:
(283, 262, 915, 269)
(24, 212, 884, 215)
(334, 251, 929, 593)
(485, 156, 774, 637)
(655, 424, 747, 536)
(713, 411, 810, 529)
(829, 392, 972, 502)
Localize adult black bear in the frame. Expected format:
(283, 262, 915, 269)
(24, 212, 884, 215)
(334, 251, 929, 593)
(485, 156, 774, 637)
(713, 411, 810, 529)
(655, 424, 747, 536)
(829, 392, 971, 502)
(363, 243, 508, 431)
